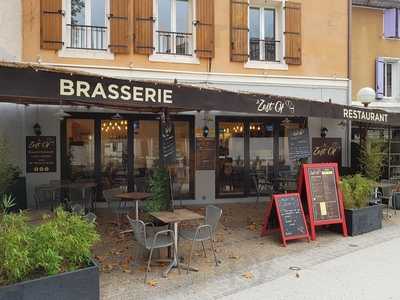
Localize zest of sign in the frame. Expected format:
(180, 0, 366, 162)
(256, 99, 295, 114)
(312, 143, 340, 157)
(60, 79, 174, 104)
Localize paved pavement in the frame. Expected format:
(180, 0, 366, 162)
(159, 222, 400, 300)
(222, 236, 400, 300)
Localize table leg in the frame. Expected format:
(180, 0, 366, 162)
(162, 222, 198, 277)
(135, 200, 139, 220)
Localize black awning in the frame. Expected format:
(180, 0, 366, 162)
(0, 62, 398, 126)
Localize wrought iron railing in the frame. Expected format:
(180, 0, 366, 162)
(249, 38, 280, 62)
(156, 31, 193, 56)
(67, 24, 107, 50)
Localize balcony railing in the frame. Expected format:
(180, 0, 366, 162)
(249, 38, 280, 62)
(67, 24, 107, 51)
(156, 31, 193, 56)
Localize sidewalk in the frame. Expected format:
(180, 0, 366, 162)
(223, 235, 400, 300)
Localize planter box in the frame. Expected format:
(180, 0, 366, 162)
(0, 260, 99, 300)
(345, 204, 382, 236)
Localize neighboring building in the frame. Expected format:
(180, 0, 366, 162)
(352, 0, 400, 180)
(1, 0, 353, 207)
(0, 0, 22, 62)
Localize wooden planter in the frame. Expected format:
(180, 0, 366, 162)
(0, 260, 99, 300)
(345, 204, 382, 236)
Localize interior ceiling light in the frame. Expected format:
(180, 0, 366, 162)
(54, 109, 71, 120)
(111, 113, 123, 120)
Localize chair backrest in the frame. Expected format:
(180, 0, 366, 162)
(127, 216, 147, 246)
(102, 187, 123, 209)
(205, 205, 222, 236)
(84, 212, 97, 223)
(381, 186, 393, 198)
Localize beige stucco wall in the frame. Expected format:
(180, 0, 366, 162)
(22, 0, 348, 78)
(352, 6, 400, 99)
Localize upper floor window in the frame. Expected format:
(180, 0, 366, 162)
(156, 0, 193, 56)
(249, 7, 277, 62)
(67, 0, 107, 50)
(384, 62, 393, 97)
(376, 58, 397, 99)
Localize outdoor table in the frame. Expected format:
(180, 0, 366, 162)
(149, 208, 204, 277)
(116, 192, 151, 220)
(67, 182, 97, 210)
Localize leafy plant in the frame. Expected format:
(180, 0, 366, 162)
(0, 137, 15, 196)
(145, 167, 171, 212)
(0, 194, 16, 214)
(359, 138, 385, 181)
(0, 208, 100, 285)
(341, 174, 375, 209)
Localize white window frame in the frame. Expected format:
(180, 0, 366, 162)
(150, 0, 200, 64)
(59, 0, 114, 60)
(382, 59, 399, 100)
(245, 0, 287, 70)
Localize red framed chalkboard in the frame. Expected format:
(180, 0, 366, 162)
(261, 193, 310, 247)
(297, 163, 348, 240)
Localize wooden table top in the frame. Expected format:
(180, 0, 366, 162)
(150, 208, 204, 224)
(116, 192, 152, 201)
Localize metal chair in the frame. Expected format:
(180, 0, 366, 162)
(34, 187, 57, 210)
(251, 173, 272, 203)
(84, 212, 97, 223)
(102, 187, 130, 227)
(379, 186, 394, 218)
(127, 216, 178, 283)
(179, 205, 221, 274)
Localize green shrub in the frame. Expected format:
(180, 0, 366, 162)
(0, 208, 100, 285)
(341, 174, 375, 209)
(0, 194, 15, 214)
(145, 167, 171, 212)
(359, 138, 385, 181)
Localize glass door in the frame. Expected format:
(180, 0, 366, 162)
(101, 119, 129, 190)
(217, 121, 245, 196)
(249, 121, 274, 195)
(132, 120, 160, 192)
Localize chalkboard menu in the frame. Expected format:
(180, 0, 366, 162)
(161, 117, 176, 165)
(308, 167, 340, 221)
(261, 193, 310, 246)
(277, 195, 308, 237)
(26, 136, 56, 173)
(288, 128, 311, 161)
(196, 138, 216, 170)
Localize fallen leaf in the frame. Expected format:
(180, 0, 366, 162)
(247, 223, 257, 231)
(228, 254, 240, 260)
(242, 272, 253, 279)
(147, 280, 158, 287)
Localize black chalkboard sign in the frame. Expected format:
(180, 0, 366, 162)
(297, 163, 348, 240)
(261, 193, 310, 246)
(307, 166, 340, 221)
(161, 113, 176, 165)
(26, 136, 57, 173)
(288, 128, 311, 161)
(277, 195, 308, 237)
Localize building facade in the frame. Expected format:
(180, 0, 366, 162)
(0, 0, 352, 207)
(351, 0, 400, 180)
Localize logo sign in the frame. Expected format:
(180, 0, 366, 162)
(256, 99, 295, 114)
(312, 138, 342, 166)
(26, 136, 57, 173)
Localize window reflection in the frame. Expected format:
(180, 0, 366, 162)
(101, 120, 128, 189)
(66, 119, 95, 181)
(218, 122, 245, 195)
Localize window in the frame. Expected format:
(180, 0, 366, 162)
(156, 0, 193, 56)
(67, 0, 107, 50)
(384, 62, 393, 97)
(249, 6, 278, 62)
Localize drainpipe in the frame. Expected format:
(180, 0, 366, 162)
(346, 0, 352, 168)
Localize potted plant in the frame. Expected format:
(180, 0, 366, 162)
(0, 208, 100, 300)
(341, 174, 382, 236)
(144, 167, 172, 213)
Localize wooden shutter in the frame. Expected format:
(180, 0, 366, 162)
(195, 0, 215, 58)
(40, 0, 63, 50)
(109, 0, 129, 54)
(284, 2, 302, 65)
(230, 0, 249, 62)
(134, 0, 154, 55)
